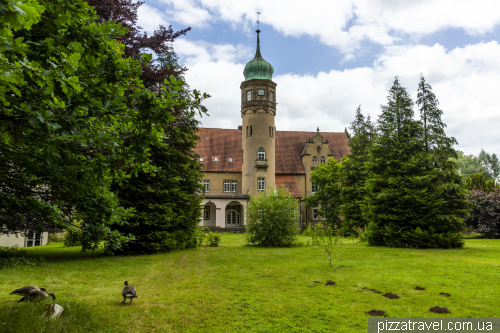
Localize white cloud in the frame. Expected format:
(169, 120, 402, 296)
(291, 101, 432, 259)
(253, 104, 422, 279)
(159, 0, 500, 56)
(137, 4, 170, 33)
(160, 0, 212, 28)
(177, 39, 500, 155)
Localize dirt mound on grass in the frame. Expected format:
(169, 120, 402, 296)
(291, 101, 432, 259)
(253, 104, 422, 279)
(326, 280, 336, 286)
(313, 281, 322, 284)
(429, 306, 450, 314)
(365, 310, 386, 317)
(370, 289, 382, 294)
(439, 292, 451, 297)
(382, 293, 400, 299)
(415, 286, 426, 290)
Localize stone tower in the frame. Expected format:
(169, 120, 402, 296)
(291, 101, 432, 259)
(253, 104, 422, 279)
(241, 29, 277, 196)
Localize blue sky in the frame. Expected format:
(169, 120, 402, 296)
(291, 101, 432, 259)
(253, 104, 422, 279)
(137, 0, 500, 156)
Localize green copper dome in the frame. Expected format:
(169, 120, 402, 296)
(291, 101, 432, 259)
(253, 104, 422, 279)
(243, 30, 274, 81)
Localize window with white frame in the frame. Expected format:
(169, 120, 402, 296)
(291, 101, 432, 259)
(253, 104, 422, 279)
(313, 156, 317, 164)
(214, 156, 218, 163)
(247, 90, 252, 101)
(203, 180, 210, 192)
(228, 157, 233, 163)
(257, 148, 265, 160)
(224, 180, 231, 192)
(204, 206, 210, 220)
(321, 156, 326, 164)
(26, 231, 41, 247)
(231, 181, 238, 192)
(312, 184, 319, 192)
(312, 207, 319, 220)
(258, 178, 265, 191)
(258, 210, 263, 220)
(200, 157, 204, 162)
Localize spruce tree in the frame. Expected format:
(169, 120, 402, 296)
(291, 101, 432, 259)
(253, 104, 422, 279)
(340, 106, 375, 234)
(416, 74, 457, 157)
(111, 109, 204, 254)
(364, 77, 468, 248)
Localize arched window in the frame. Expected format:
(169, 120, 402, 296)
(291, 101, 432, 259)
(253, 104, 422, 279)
(246, 126, 249, 137)
(321, 156, 326, 164)
(269, 126, 272, 137)
(257, 148, 266, 160)
(250, 125, 253, 136)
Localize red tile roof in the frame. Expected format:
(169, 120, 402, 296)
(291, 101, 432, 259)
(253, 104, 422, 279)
(194, 128, 350, 174)
(276, 175, 302, 197)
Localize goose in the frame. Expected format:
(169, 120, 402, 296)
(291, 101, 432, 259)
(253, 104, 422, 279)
(10, 285, 40, 297)
(122, 281, 138, 304)
(18, 288, 56, 303)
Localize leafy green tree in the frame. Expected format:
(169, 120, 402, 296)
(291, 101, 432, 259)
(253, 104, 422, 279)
(306, 157, 342, 229)
(478, 149, 500, 181)
(0, 0, 194, 253)
(245, 186, 299, 247)
(340, 106, 375, 233)
(464, 173, 497, 193)
(364, 77, 468, 249)
(453, 151, 491, 179)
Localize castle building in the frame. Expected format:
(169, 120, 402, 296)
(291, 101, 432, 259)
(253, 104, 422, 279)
(194, 29, 350, 230)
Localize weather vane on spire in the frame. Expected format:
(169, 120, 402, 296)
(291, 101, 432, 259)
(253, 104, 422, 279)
(256, 0, 261, 31)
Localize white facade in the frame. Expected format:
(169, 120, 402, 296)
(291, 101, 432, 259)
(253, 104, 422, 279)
(200, 198, 248, 229)
(0, 232, 49, 248)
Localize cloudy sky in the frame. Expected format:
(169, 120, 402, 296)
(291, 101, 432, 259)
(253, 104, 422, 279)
(137, 0, 500, 156)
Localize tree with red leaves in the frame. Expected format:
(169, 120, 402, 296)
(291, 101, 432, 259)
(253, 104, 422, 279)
(86, 0, 191, 90)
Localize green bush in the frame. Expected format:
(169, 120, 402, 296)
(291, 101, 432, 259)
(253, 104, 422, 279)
(245, 186, 299, 247)
(207, 232, 221, 247)
(0, 245, 45, 269)
(63, 223, 83, 247)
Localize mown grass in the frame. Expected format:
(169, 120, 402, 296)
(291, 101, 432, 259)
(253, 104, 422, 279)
(0, 235, 499, 333)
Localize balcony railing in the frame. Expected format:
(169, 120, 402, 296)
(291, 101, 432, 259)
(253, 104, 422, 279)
(255, 159, 268, 169)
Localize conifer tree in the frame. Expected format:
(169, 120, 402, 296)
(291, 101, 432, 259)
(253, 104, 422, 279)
(340, 106, 375, 233)
(364, 77, 468, 248)
(416, 74, 457, 157)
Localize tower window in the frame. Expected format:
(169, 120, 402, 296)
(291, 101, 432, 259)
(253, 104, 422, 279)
(258, 178, 266, 191)
(270, 92, 274, 102)
(258, 89, 265, 96)
(257, 148, 265, 160)
(250, 125, 253, 136)
(269, 126, 272, 137)
(321, 156, 326, 164)
(247, 90, 252, 101)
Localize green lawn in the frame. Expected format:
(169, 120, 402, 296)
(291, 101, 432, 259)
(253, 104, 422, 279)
(1, 235, 499, 332)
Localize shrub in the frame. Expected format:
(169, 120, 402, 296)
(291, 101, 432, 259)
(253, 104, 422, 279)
(63, 222, 83, 247)
(207, 232, 221, 247)
(464, 189, 500, 239)
(245, 186, 299, 247)
(0, 245, 45, 269)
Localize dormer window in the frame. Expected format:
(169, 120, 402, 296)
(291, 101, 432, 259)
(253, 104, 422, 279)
(214, 157, 218, 163)
(247, 90, 252, 101)
(200, 157, 204, 162)
(257, 148, 265, 160)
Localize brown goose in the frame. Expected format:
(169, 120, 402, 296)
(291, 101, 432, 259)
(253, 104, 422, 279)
(122, 281, 138, 304)
(18, 288, 56, 303)
(10, 285, 40, 297)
